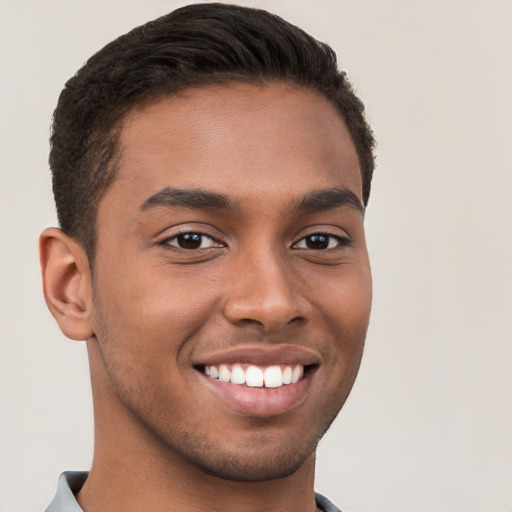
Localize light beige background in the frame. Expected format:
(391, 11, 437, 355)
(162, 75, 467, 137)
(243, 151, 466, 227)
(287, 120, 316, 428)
(1, 1, 511, 511)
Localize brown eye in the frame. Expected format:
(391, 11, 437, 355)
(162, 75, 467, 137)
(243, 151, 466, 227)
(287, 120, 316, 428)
(305, 234, 329, 249)
(294, 233, 348, 250)
(165, 232, 222, 250)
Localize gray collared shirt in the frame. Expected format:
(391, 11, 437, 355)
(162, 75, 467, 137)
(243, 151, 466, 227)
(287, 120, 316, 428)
(46, 471, 342, 512)
(45, 472, 87, 512)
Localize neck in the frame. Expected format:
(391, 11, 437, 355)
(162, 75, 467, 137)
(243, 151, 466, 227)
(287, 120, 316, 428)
(79, 452, 318, 512)
(79, 341, 319, 512)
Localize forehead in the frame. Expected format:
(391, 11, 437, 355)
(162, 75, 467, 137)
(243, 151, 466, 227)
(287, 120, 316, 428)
(110, 83, 362, 209)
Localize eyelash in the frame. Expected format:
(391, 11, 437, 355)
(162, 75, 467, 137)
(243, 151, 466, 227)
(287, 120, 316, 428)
(292, 233, 351, 251)
(160, 231, 351, 251)
(161, 232, 223, 250)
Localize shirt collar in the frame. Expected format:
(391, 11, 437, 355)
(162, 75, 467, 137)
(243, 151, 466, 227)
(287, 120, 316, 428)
(45, 471, 87, 512)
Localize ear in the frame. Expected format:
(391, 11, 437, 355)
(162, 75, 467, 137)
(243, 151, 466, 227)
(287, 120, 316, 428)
(39, 227, 94, 341)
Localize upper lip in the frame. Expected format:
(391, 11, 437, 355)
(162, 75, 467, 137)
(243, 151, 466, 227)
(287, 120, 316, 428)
(192, 344, 321, 367)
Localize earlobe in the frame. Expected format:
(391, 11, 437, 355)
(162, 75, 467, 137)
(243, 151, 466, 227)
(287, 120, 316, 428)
(39, 227, 94, 341)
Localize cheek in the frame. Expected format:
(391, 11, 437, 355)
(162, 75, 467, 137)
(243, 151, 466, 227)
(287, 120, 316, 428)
(320, 279, 371, 405)
(310, 264, 372, 369)
(92, 265, 221, 360)
(307, 260, 372, 328)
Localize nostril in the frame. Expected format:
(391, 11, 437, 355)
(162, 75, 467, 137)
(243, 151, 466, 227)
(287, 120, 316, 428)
(237, 318, 265, 327)
(233, 314, 307, 332)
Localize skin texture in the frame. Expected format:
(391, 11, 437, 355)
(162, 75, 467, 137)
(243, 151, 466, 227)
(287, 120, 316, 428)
(40, 83, 372, 512)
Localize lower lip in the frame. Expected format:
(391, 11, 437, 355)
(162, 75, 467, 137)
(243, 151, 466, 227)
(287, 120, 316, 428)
(198, 370, 314, 417)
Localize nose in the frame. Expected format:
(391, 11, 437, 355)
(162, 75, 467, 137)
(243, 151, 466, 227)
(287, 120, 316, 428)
(223, 247, 310, 333)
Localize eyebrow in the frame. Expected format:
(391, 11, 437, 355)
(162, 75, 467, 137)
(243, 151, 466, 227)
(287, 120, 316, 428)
(140, 185, 364, 216)
(292, 187, 365, 216)
(140, 187, 238, 212)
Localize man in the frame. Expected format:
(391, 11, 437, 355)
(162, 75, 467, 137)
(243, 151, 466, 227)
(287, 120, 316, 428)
(40, 3, 375, 511)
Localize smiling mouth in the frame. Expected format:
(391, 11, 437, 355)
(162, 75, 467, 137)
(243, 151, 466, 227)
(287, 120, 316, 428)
(198, 363, 316, 388)
(193, 347, 320, 416)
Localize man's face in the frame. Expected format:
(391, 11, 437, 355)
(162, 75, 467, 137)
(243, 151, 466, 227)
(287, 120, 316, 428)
(88, 83, 372, 481)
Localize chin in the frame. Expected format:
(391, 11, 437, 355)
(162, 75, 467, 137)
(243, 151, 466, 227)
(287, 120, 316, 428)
(180, 438, 318, 482)
(138, 403, 340, 483)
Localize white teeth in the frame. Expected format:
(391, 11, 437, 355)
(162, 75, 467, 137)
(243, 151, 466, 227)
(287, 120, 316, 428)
(204, 363, 305, 388)
(218, 364, 231, 382)
(264, 366, 283, 388)
(246, 366, 264, 387)
(291, 365, 302, 384)
(282, 366, 292, 385)
(231, 364, 246, 385)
